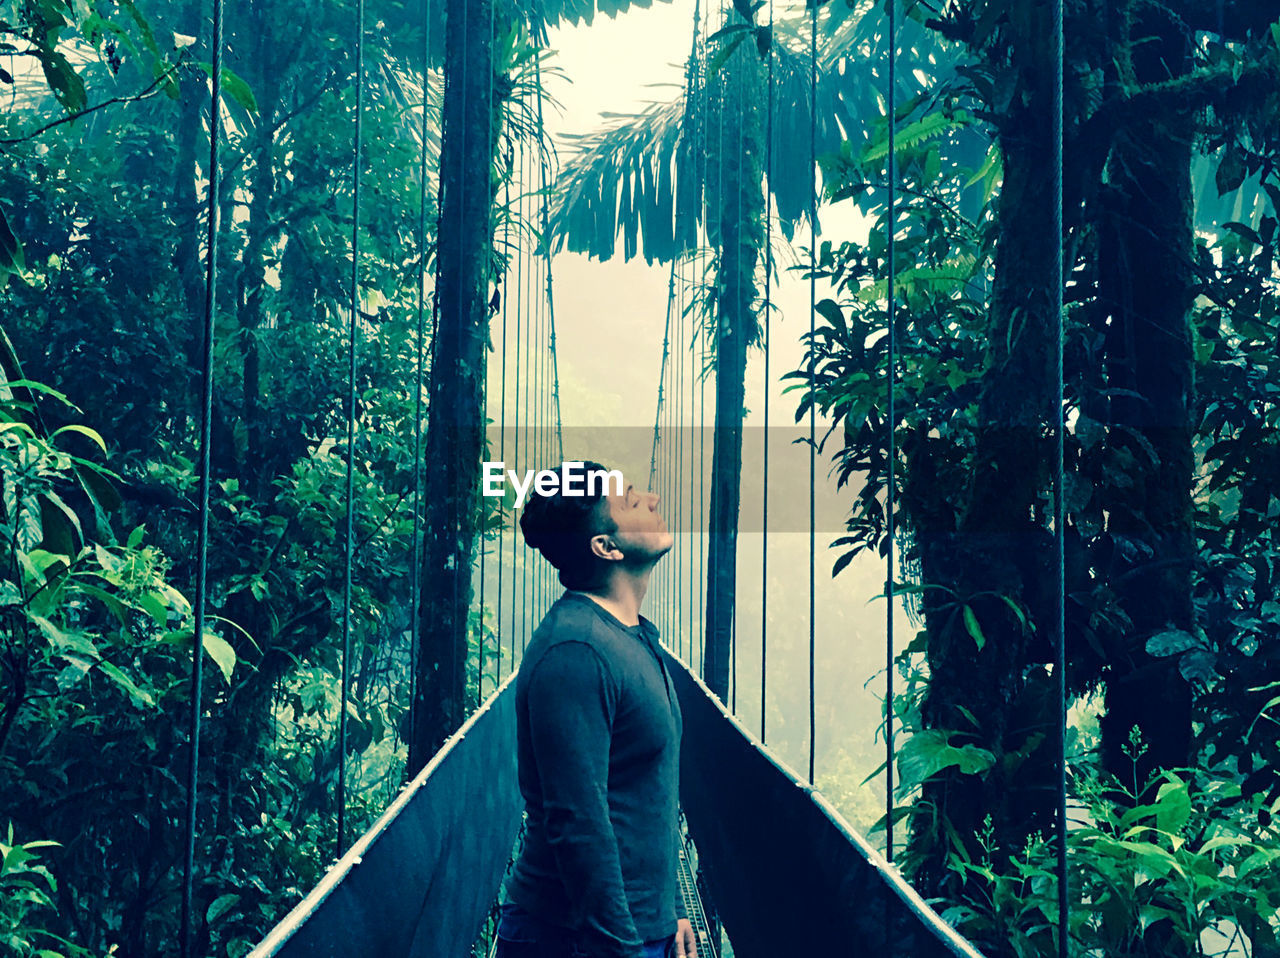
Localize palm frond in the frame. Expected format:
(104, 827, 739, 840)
(550, 96, 691, 264)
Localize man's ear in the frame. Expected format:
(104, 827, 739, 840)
(589, 533, 623, 562)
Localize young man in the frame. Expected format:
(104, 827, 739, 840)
(495, 462, 698, 958)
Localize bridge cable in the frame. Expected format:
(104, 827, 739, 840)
(885, 0, 898, 867)
(519, 128, 532, 655)
(510, 132, 525, 661)
(698, 0, 710, 682)
(337, 0, 366, 857)
(730, 23, 743, 716)
(1053, 0, 1068, 951)
(408, 0, 436, 784)
(179, 0, 224, 950)
(807, 0, 818, 785)
(533, 57, 565, 467)
(497, 174, 512, 685)
(760, 0, 773, 744)
(477, 0, 497, 707)
(648, 263, 676, 495)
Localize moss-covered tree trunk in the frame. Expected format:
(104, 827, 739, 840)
(704, 39, 764, 702)
(1096, 7, 1195, 789)
(410, 0, 496, 770)
(911, 11, 1062, 890)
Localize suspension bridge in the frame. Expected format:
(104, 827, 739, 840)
(150, 0, 1069, 955)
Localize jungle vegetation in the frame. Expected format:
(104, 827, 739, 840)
(2, 0, 1280, 957)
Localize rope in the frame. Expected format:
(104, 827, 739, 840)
(1052, 0, 1068, 951)
(337, 0, 366, 858)
(807, 0, 818, 785)
(179, 0, 224, 949)
(885, 0, 898, 867)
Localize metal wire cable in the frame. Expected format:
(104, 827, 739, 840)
(807, 0, 818, 785)
(533, 62, 565, 464)
(477, 0, 497, 706)
(179, 0, 224, 951)
(760, 0, 773, 744)
(497, 175, 511, 684)
(1053, 0, 1068, 952)
(885, 0, 898, 867)
(408, 0, 434, 777)
(511, 136, 525, 661)
(337, 0, 366, 858)
(649, 263, 677, 494)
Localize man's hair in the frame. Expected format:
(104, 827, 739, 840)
(519, 460, 618, 592)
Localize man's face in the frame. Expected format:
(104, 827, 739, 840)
(599, 482, 673, 565)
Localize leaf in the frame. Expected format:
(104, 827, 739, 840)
(50, 424, 108, 454)
(37, 45, 88, 113)
(207, 892, 240, 924)
(1154, 777, 1191, 835)
(708, 32, 746, 78)
(199, 63, 258, 113)
(897, 729, 995, 788)
(0, 208, 25, 279)
(1177, 648, 1217, 684)
(962, 605, 985, 650)
(831, 550, 856, 578)
(1145, 629, 1199, 657)
(127, 524, 146, 549)
(1215, 151, 1246, 195)
(98, 661, 155, 708)
(202, 631, 237, 684)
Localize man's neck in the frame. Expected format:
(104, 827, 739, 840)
(576, 566, 652, 627)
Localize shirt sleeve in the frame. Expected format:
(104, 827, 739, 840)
(525, 642, 644, 958)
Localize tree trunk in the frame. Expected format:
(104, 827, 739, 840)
(912, 14, 1062, 889)
(410, 0, 496, 770)
(703, 39, 764, 701)
(1096, 7, 1195, 791)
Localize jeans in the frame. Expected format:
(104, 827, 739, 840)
(495, 902, 675, 958)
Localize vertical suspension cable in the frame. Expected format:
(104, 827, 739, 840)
(498, 176, 512, 683)
(511, 136, 525, 662)
(1053, 0, 1068, 952)
(520, 133, 532, 655)
(533, 58, 564, 465)
(476, 0, 498, 706)
(760, 0, 773, 744)
(885, 0, 898, 866)
(649, 264, 676, 495)
(676, 255, 686, 659)
(807, 0, 817, 785)
(180, 0, 223, 951)
(408, 0, 434, 771)
(730, 1, 745, 717)
(337, 0, 366, 857)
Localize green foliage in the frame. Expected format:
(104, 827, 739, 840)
(939, 754, 1280, 958)
(0, 825, 92, 958)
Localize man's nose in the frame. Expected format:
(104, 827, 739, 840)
(647, 491, 660, 510)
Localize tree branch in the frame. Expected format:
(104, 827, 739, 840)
(0, 62, 181, 146)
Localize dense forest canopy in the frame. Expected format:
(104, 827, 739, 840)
(2, 0, 1280, 956)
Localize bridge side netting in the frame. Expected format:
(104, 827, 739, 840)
(668, 650, 985, 958)
(249, 680, 522, 958)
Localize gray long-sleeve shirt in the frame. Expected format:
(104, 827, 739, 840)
(506, 591, 686, 958)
